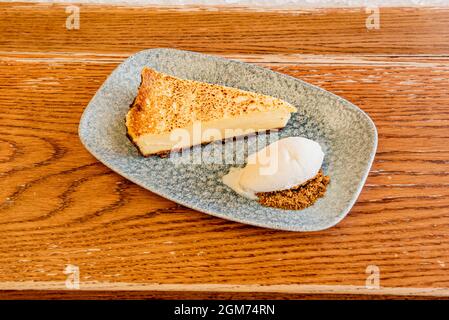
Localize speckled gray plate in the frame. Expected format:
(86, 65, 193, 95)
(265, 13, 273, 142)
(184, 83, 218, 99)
(79, 48, 377, 232)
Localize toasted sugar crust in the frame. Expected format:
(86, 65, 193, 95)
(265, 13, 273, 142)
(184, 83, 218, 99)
(126, 67, 297, 138)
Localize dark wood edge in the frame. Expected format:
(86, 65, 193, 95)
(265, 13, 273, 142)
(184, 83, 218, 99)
(0, 290, 448, 300)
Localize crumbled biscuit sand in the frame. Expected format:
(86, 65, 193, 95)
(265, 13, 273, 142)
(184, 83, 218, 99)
(257, 170, 330, 210)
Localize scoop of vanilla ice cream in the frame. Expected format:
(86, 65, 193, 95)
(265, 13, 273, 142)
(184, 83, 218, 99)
(222, 137, 324, 200)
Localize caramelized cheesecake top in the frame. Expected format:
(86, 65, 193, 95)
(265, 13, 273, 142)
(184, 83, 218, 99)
(126, 67, 297, 138)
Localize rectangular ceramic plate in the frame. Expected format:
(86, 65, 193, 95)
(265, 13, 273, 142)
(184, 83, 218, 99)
(79, 48, 377, 231)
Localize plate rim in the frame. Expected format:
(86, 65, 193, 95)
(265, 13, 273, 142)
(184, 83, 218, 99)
(79, 48, 378, 232)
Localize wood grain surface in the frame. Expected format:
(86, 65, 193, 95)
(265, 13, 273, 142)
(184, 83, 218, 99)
(1, 3, 449, 299)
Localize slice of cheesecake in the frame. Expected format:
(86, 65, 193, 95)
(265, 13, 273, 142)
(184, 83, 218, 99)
(126, 67, 297, 156)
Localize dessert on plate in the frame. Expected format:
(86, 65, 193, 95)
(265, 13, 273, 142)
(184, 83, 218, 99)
(125, 67, 329, 210)
(223, 137, 330, 210)
(126, 67, 297, 156)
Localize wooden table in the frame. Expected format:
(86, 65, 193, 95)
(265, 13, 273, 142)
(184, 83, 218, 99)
(1, 3, 449, 299)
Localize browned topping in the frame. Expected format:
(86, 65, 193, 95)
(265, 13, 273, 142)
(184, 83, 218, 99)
(126, 67, 297, 137)
(257, 170, 330, 210)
